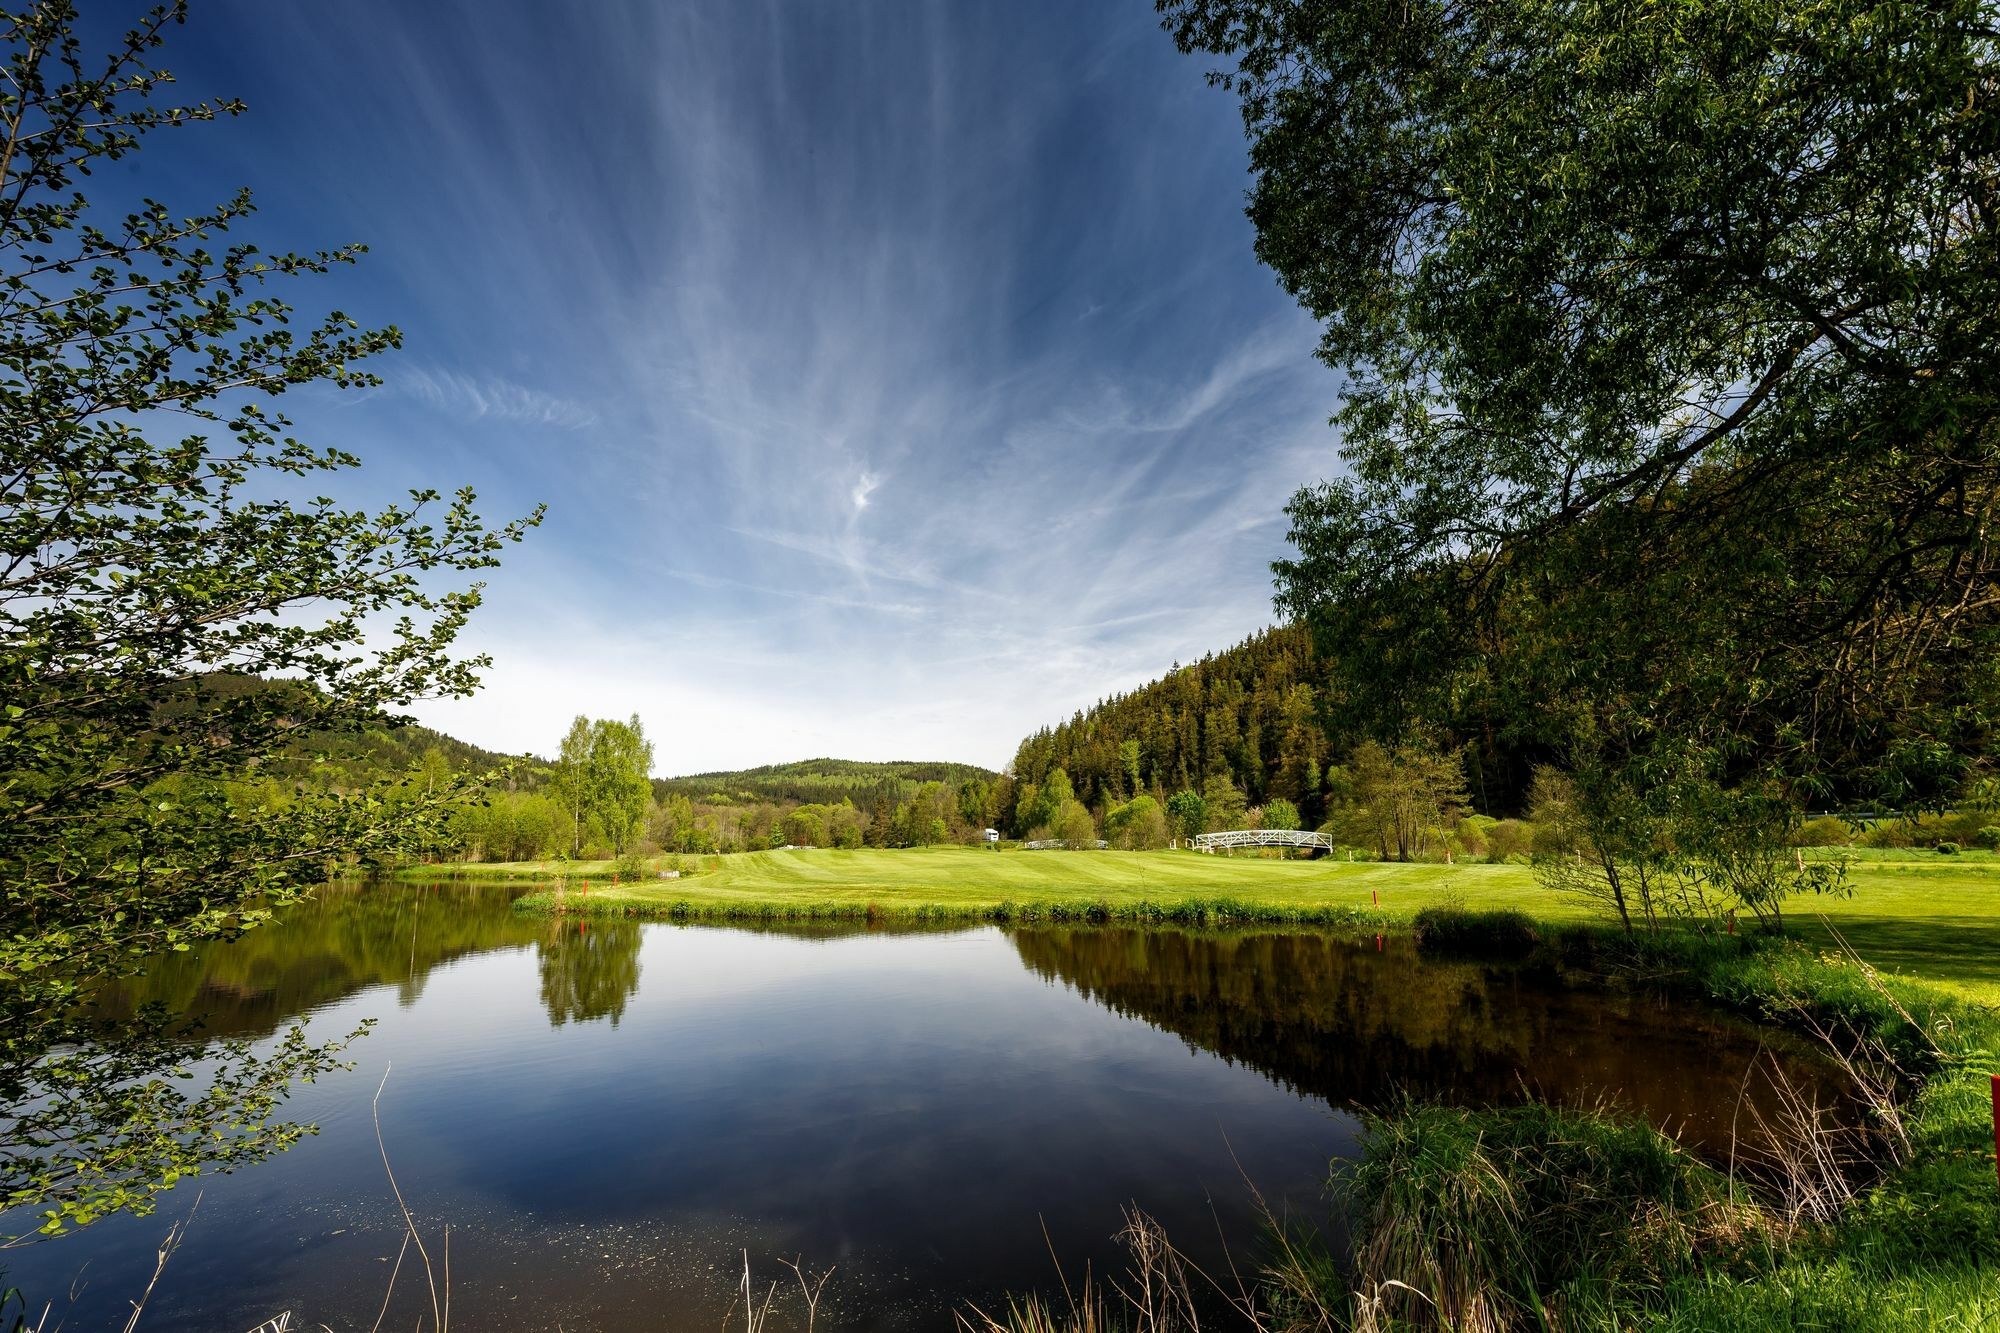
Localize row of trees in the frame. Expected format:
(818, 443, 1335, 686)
(455, 741, 1479, 863)
(654, 758, 998, 808)
(451, 753, 1005, 861)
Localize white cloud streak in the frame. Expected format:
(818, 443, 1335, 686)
(399, 366, 599, 431)
(209, 0, 1348, 772)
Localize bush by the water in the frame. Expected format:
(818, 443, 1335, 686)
(1411, 906, 1540, 959)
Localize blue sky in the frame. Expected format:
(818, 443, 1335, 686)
(142, 0, 1343, 774)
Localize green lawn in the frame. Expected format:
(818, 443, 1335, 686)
(1785, 854, 2000, 1006)
(497, 845, 2000, 1005)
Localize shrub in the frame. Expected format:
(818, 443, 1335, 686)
(1413, 906, 1541, 959)
(1456, 814, 1497, 858)
(1052, 800, 1098, 849)
(1262, 797, 1302, 832)
(1484, 818, 1535, 863)
(1858, 819, 1915, 848)
(1934, 841, 1960, 855)
(1972, 826, 2000, 851)
(1861, 811, 1987, 848)
(1792, 815, 1855, 847)
(1105, 795, 1170, 850)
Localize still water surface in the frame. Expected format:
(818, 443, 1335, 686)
(5, 883, 1834, 1330)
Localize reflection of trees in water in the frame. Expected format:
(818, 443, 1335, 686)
(537, 917, 643, 1027)
(92, 882, 544, 1039)
(1008, 927, 1844, 1155)
(94, 894, 956, 1042)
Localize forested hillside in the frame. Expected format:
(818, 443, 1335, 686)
(655, 758, 997, 808)
(1008, 626, 1340, 825)
(179, 673, 528, 791)
(644, 758, 1006, 857)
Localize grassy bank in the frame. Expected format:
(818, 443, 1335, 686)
(1317, 920, 2000, 1332)
(478, 845, 2000, 1004)
(507, 845, 1521, 928)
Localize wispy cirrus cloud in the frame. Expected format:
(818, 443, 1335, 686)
(166, 0, 1347, 771)
(399, 366, 599, 431)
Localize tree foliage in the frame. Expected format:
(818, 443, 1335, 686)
(1163, 0, 2000, 811)
(1165, 788, 1207, 842)
(550, 715, 655, 857)
(0, 2, 537, 1239)
(1105, 793, 1172, 849)
(1260, 797, 1301, 832)
(1338, 740, 1468, 862)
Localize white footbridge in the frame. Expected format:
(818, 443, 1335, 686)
(1191, 829, 1331, 854)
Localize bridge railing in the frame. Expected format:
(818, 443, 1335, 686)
(1191, 828, 1330, 853)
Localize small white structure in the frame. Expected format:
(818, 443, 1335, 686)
(982, 828, 1000, 842)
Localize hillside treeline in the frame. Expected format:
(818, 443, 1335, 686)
(164, 696, 1011, 862)
(1007, 626, 1344, 828)
(655, 758, 997, 810)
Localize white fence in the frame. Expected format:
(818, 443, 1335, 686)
(1191, 828, 1331, 853)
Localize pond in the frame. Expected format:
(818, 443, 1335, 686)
(2, 883, 1843, 1330)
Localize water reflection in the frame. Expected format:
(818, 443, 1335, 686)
(90, 881, 543, 1039)
(537, 916, 643, 1027)
(28, 886, 1858, 1331)
(96, 885, 1846, 1158)
(1009, 926, 1841, 1154)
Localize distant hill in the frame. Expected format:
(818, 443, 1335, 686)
(657, 757, 1001, 808)
(280, 718, 530, 787)
(191, 673, 535, 789)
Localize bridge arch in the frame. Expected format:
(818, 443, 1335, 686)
(1190, 829, 1331, 854)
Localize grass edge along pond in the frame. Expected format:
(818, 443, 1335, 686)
(486, 846, 2000, 1330)
(472, 845, 2000, 1007)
